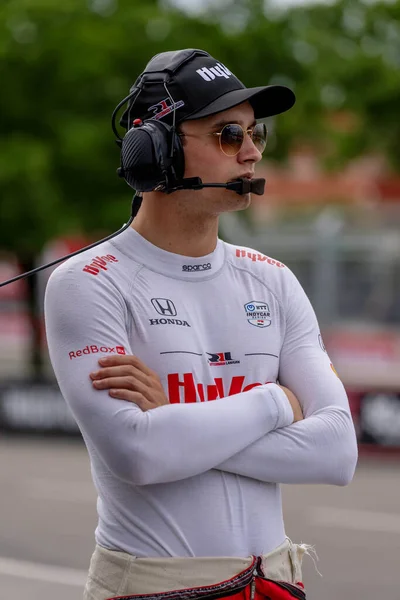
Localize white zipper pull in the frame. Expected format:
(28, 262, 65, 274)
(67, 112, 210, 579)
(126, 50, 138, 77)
(250, 569, 257, 600)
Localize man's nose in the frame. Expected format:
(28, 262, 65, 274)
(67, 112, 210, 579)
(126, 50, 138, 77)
(238, 132, 263, 164)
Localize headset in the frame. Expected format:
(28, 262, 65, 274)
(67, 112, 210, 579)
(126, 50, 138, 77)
(113, 49, 266, 196)
(112, 76, 185, 193)
(0, 50, 265, 287)
(112, 49, 196, 193)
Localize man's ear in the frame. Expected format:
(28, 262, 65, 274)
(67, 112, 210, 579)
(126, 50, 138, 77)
(176, 124, 187, 146)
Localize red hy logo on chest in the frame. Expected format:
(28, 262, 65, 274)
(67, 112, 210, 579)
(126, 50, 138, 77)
(167, 373, 263, 403)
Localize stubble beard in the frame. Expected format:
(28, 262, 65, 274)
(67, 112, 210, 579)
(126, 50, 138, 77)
(222, 191, 252, 213)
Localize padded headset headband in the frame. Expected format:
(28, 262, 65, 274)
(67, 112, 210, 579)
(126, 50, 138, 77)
(112, 49, 210, 136)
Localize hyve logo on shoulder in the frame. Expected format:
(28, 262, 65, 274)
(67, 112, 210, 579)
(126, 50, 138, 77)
(150, 298, 191, 328)
(235, 249, 285, 268)
(196, 62, 232, 82)
(82, 255, 119, 276)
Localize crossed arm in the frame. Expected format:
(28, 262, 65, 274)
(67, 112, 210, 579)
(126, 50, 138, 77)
(89, 345, 357, 487)
(214, 283, 358, 486)
(45, 265, 358, 487)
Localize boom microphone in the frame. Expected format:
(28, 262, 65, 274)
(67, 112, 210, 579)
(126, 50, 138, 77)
(166, 177, 266, 195)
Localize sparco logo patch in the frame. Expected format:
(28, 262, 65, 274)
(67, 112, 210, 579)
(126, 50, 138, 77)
(245, 301, 272, 328)
(69, 345, 126, 360)
(148, 98, 185, 121)
(196, 62, 232, 82)
(182, 263, 212, 272)
(82, 255, 118, 276)
(235, 249, 285, 268)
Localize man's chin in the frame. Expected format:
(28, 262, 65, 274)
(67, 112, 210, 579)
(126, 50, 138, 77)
(226, 191, 253, 212)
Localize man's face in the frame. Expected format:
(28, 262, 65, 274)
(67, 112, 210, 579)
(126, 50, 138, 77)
(178, 101, 263, 214)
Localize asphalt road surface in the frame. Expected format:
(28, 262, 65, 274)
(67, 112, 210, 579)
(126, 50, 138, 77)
(1, 436, 399, 600)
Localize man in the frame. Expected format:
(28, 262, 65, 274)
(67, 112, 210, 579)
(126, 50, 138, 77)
(45, 49, 358, 600)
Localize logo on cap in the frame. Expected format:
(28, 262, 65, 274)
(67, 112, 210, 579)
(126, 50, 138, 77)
(196, 62, 232, 82)
(148, 97, 185, 121)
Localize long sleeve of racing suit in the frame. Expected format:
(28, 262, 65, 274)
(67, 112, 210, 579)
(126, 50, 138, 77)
(215, 269, 358, 486)
(45, 265, 294, 486)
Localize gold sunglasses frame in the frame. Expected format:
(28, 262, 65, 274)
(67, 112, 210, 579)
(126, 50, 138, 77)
(178, 122, 268, 157)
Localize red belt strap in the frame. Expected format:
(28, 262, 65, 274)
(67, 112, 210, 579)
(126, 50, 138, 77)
(107, 556, 306, 600)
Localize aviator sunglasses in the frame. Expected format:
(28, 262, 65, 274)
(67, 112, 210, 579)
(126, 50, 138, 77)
(179, 122, 268, 157)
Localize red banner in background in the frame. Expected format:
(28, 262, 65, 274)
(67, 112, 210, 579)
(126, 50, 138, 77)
(324, 327, 400, 449)
(324, 327, 400, 390)
(0, 258, 27, 300)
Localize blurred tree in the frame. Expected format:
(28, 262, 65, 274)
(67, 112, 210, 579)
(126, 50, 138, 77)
(298, 0, 400, 171)
(0, 0, 305, 260)
(195, 0, 400, 169)
(0, 0, 164, 375)
(0, 0, 297, 375)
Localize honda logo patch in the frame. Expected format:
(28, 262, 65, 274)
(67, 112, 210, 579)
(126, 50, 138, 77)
(151, 298, 177, 317)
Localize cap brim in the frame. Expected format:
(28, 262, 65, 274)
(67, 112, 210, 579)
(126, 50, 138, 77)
(184, 85, 295, 121)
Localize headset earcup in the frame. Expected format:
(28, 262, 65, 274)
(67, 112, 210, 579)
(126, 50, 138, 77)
(120, 121, 185, 192)
(121, 126, 164, 192)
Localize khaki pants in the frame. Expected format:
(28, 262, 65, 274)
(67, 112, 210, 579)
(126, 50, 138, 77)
(83, 538, 309, 600)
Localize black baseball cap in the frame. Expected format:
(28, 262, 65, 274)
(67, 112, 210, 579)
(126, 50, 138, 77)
(120, 49, 295, 128)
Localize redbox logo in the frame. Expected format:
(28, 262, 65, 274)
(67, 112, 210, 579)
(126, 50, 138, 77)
(235, 249, 285, 268)
(82, 255, 119, 276)
(69, 345, 126, 360)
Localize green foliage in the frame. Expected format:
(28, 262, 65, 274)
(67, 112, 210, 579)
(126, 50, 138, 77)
(0, 0, 399, 258)
(285, 0, 400, 170)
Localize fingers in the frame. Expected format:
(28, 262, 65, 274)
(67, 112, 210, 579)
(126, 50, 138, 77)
(100, 379, 166, 411)
(90, 365, 149, 386)
(93, 375, 160, 410)
(108, 389, 153, 411)
(96, 354, 155, 376)
(89, 354, 169, 411)
(92, 375, 151, 399)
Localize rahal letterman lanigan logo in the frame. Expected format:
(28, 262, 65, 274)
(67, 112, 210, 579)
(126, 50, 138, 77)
(148, 98, 185, 121)
(244, 301, 271, 328)
(207, 352, 240, 366)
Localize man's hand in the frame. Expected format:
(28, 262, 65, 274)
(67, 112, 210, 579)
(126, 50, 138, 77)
(277, 385, 304, 423)
(90, 355, 169, 412)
